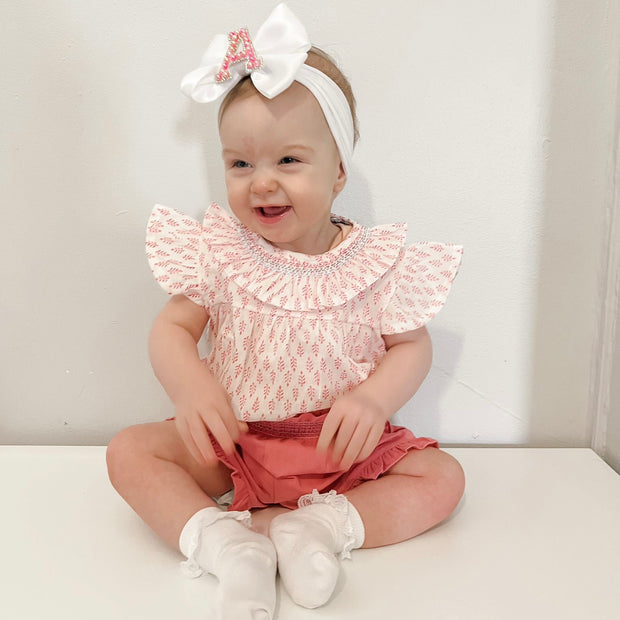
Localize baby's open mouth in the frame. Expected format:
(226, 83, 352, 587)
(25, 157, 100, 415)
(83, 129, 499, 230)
(256, 206, 291, 218)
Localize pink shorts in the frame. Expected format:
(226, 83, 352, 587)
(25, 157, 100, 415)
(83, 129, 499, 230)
(208, 410, 438, 511)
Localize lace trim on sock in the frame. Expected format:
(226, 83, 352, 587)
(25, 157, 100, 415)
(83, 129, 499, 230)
(180, 509, 252, 578)
(297, 489, 357, 561)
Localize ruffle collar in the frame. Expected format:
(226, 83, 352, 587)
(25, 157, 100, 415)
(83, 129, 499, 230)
(203, 203, 406, 310)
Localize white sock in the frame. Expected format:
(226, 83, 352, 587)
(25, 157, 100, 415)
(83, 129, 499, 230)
(270, 490, 365, 609)
(179, 507, 277, 620)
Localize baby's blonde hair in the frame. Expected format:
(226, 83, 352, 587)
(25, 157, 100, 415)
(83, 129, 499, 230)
(218, 46, 359, 145)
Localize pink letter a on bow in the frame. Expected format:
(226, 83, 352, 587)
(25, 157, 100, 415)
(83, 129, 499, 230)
(215, 28, 262, 82)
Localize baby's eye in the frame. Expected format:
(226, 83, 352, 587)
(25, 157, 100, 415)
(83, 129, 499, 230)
(232, 160, 250, 168)
(279, 156, 299, 165)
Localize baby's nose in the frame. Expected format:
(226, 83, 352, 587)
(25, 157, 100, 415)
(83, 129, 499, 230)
(251, 169, 278, 194)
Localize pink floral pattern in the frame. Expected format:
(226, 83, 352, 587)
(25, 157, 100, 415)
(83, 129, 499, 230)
(146, 204, 462, 421)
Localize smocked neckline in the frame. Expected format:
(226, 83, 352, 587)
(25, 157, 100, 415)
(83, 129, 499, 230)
(237, 214, 369, 276)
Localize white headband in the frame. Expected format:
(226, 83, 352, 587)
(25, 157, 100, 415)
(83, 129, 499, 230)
(180, 3, 355, 175)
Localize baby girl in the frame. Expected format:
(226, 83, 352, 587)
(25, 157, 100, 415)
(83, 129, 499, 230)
(107, 4, 464, 619)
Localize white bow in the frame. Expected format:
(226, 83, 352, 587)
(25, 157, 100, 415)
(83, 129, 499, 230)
(181, 3, 311, 102)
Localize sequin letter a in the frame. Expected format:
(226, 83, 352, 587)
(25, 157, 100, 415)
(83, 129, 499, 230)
(215, 28, 262, 82)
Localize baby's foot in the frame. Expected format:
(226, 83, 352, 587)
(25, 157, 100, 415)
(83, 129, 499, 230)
(180, 508, 277, 620)
(270, 490, 365, 609)
(213, 524, 277, 620)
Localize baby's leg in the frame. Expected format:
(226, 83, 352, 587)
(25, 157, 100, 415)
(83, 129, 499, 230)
(345, 446, 465, 547)
(107, 421, 277, 619)
(270, 447, 464, 608)
(106, 420, 232, 546)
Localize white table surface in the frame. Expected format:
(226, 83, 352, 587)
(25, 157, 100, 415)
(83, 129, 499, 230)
(1, 446, 619, 619)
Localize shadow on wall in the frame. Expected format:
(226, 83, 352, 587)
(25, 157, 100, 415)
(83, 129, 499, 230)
(527, 1, 614, 447)
(335, 164, 377, 228)
(393, 326, 465, 443)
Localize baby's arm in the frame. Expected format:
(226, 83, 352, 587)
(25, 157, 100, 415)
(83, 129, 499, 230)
(149, 294, 246, 465)
(316, 326, 432, 471)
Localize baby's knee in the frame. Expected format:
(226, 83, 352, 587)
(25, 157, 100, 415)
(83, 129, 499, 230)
(106, 425, 144, 485)
(436, 451, 465, 511)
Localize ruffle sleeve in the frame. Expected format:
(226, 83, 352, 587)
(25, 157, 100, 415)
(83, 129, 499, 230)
(380, 242, 463, 334)
(145, 204, 209, 304)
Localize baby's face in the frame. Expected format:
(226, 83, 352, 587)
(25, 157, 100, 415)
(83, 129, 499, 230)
(219, 82, 346, 255)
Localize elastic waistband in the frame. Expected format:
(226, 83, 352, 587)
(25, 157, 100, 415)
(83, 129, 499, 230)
(247, 410, 329, 439)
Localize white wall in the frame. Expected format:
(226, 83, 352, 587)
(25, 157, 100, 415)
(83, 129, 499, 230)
(1, 0, 618, 448)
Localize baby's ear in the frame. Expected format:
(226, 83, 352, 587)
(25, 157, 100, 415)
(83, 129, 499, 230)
(333, 162, 347, 195)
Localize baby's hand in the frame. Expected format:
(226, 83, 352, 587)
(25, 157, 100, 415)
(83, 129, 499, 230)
(316, 391, 388, 471)
(174, 372, 247, 466)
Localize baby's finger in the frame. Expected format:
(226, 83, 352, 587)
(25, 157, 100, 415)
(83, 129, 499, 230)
(331, 415, 358, 464)
(177, 417, 208, 465)
(338, 426, 370, 471)
(187, 416, 219, 465)
(354, 425, 385, 464)
(202, 410, 236, 456)
(218, 400, 243, 443)
(316, 410, 342, 453)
